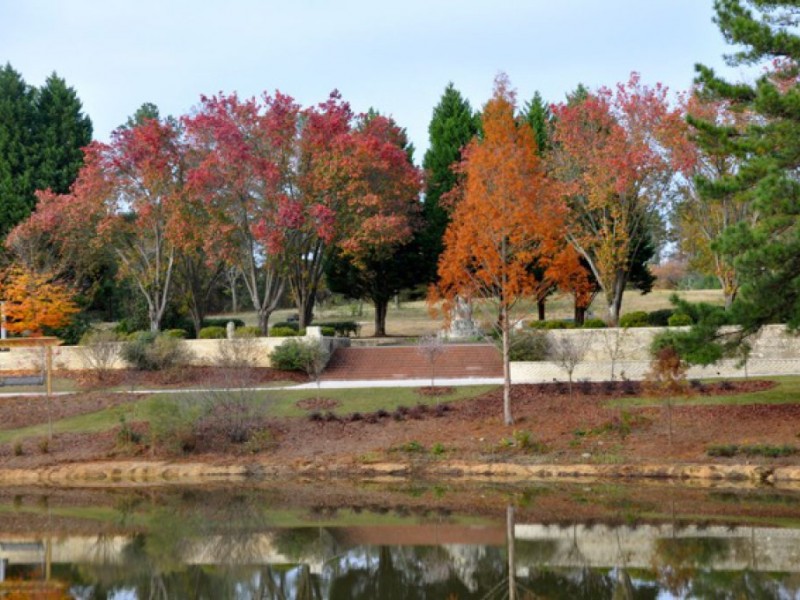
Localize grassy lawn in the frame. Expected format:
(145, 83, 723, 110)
(216, 289, 726, 337)
(0, 385, 499, 444)
(607, 376, 800, 409)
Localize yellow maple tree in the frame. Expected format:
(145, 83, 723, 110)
(1, 265, 79, 336)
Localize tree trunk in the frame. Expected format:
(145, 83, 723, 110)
(574, 304, 586, 326)
(373, 298, 389, 337)
(607, 270, 627, 327)
(501, 303, 513, 426)
(297, 286, 317, 329)
(258, 310, 271, 336)
(537, 299, 546, 321)
(507, 505, 516, 600)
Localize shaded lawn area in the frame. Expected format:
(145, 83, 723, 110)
(606, 376, 800, 409)
(0, 385, 499, 444)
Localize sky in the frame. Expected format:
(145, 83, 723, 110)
(1, 0, 743, 163)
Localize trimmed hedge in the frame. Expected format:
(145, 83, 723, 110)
(668, 313, 693, 326)
(198, 326, 227, 339)
(582, 318, 607, 329)
(315, 320, 360, 336)
(269, 326, 301, 337)
(202, 317, 245, 329)
(235, 326, 262, 337)
(646, 309, 674, 327)
(619, 311, 649, 328)
(529, 320, 577, 330)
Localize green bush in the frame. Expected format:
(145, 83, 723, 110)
(647, 309, 674, 327)
(271, 321, 300, 331)
(509, 331, 551, 361)
(582, 318, 607, 329)
(269, 326, 301, 337)
(619, 311, 650, 328)
(146, 396, 208, 454)
(203, 318, 245, 329)
(121, 332, 189, 371)
(529, 320, 576, 330)
(668, 313, 693, 327)
(235, 326, 262, 338)
(164, 329, 188, 339)
(321, 326, 336, 337)
(315, 320, 360, 336)
(198, 326, 227, 339)
(270, 339, 329, 374)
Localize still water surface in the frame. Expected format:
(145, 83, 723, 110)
(0, 483, 798, 599)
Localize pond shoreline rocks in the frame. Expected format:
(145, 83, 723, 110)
(0, 459, 799, 489)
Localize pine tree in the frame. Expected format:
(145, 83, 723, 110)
(694, 1, 800, 336)
(420, 83, 479, 283)
(0, 64, 37, 236)
(521, 91, 552, 156)
(33, 72, 93, 195)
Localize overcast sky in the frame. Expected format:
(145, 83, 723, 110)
(2, 0, 743, 162)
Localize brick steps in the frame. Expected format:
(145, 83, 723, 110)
(322, 344, 503, 381)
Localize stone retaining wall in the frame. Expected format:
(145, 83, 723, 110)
(0, 327, 345, 371)
(510, 323, 800, 383)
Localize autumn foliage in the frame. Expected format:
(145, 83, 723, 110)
(0, 266, 78, 336)
(435, 75, 566, 424)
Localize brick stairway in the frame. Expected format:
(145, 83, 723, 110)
(322, 344, 503, 381)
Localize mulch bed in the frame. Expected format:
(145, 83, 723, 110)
(296, 398, 341, 411)
(65, 366, 306, 389)
(416, 386, 456, 397)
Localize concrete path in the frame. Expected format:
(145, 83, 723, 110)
(0, 377, 503, 399)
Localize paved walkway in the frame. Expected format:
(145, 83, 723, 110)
(0, 376, 503, 398)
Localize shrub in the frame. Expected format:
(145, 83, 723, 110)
(619, 311, 650, 328)
(235, 326, 262, 337)
(530, 320, 576, 330)
(321, 326, 336, 337)
(146, 397, 208, 454)
(199, 387, 267, 444)
(164, 329, 188, 339)
(198, 326, 227, 339)
(216, 335, 262, 369)
(13, 441, 23, 456)
(270, 339, 330, 375)
(315, 321, 360, 336)
(582, 318, 607, 329)
(509, 331, 551, 361)
(647, 309, 674, 327)
(668, 313, 693, 327)
(271, 321, 300, 331)
(269, 326, 301, 337)
(202, 318, 245, 329)
(78, 330, 121, 378)
(121, 332, 190, 371)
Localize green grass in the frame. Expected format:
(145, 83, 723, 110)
(0, 385, 498, 443)
(606, 376, 800, 409)
(150, 384, 498, 417)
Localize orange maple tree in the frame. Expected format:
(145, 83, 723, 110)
(0, 265, 78, 336)
(434, 75, 566, 425)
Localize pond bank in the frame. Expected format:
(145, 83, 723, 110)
(1, 459, 799, 489)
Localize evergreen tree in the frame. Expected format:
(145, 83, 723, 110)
(521, 91, 552, 155)
(420, 83, 479, 283)
(693, 1, 800, 340)
(33, 72, 93, 195)
(0, 64, 37, 236)
(0, 65, 93, 237)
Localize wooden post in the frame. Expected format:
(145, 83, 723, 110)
(46, 346, 53, 440)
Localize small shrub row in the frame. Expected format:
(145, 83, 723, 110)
(315, 321, 360, 337)
(308, 403, 452, 424)
(203, 318, 245, 329)
(198, 326, 227, 339)
(707, 443, 797, 458)
(618, 309, 694, 328)
(269, 326, 303, 337)
(497, 429, 547, 453)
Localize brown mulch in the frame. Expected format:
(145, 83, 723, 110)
(296, 398, 341, 411)
(0, 393, 132, 431)
(65, 366, 306, 389)
(416, 386, 456, 397)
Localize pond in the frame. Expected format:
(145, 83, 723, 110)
(0, 481, 798, 598)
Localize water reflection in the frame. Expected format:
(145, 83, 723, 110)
(0, 485, 798, 598)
